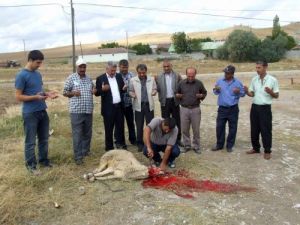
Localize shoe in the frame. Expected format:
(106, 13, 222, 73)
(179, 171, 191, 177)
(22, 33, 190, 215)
(137, 144, 144, 152)
(211, 146, 223, 151)
(130, 141, 137, 146)
(40, 162, 53, 168)
(177, 140, 184, 147)
(181, 146, 191, 153)
(116, 144, 127, 150)
(75, 159, 84, 165)
(246, 149, 260, 154)
(168, 161, 176, 168)
(194, 148, 201, 154)
(83, 151, 90, 157)
(226, 148, 233, 153)
(264, 153, 271, 160)
(28, 167, 42, 176)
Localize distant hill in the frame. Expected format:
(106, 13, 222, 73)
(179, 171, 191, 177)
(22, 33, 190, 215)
(1, 22, 299, 63)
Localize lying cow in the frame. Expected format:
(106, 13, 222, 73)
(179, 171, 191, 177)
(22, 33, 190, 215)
(83, 150, 149, 181)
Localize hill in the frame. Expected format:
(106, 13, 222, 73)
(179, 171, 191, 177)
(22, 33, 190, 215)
(0, 22, 299, 63)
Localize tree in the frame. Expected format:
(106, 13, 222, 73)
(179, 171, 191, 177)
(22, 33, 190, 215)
(98, 42, 120, 49)
(172, 32, 189, 53)
(272, 15, 281, 40)
(217, 30, 260, 62)
(129, 43, 152, 55)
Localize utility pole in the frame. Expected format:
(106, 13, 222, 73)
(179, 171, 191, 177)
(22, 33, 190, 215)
(71, 0, 76, 72)
(22, 39, 26, 59)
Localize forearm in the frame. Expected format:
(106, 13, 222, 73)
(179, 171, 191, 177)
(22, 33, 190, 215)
(161, 146, 172, 165)
(143, 127, 152, 148)
(16, 94, 40, 102)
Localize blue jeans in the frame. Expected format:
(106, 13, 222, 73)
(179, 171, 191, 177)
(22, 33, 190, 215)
(143, 142, 180, 163)
(23, 110, 49, 169)
(70, 113, 93, 161)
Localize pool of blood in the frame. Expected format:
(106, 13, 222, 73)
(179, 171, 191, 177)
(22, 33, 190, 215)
(143, 167, 256, 199)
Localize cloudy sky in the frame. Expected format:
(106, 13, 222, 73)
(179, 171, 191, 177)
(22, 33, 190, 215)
(0, 0, 299, 53)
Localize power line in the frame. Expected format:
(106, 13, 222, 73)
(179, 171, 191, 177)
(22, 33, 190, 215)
(0, 3, 68, 8)
(73, 3, 296, 23)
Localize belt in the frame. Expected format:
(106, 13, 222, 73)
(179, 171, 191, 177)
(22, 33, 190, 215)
(219, 104, 238, 108)
(113, 102, 121, 107)
(181, 105, 199, 109)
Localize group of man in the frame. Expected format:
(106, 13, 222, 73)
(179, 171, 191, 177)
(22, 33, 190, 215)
(15, 50, 279, 175)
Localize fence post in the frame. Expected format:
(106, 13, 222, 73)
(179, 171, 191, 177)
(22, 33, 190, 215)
(291, 78, 294, 85)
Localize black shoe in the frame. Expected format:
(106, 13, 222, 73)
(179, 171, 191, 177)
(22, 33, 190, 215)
(194, 148, 201, 154)
(211, 146, 223, 151)
(177, 140, 184, 147)
(154, 161, 161, 167)
(75, 159, 83, 165)
(181, 145, 191, 153)
(39, 161, 53, 168)
(137, 144, 144, 152)
(116, 144, 127, 150)
(226, 148, 233, 153)
(83, 151, 90, 157)
(168, 161, 176, 168)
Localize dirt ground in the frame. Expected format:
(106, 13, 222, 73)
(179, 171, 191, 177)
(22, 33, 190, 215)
(0, 68, 300, 225)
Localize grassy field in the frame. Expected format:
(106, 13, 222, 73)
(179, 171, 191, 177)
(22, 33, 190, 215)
(1, 59, 300, 224)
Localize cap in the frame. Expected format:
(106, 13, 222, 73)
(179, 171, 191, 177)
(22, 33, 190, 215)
(223, 65, 235, 74)
(76, 57, 87, 66)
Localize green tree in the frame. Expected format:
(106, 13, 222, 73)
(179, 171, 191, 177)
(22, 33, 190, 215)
(98, 42, 120, 49)
(272, 15, 281, 40)
(172, 32, 189, 53)
(217, 30, 260, 62)
(129, 43, 152, 55)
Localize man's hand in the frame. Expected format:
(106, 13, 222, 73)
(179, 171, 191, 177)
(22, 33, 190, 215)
(264, 87, 273, 95)
(92, 87, 97, 95)
(176, 93, 183, 99)
(196, 93, 204, 99)
(213, 85, 221, 92)
(102, 82, 110, 91)
(232, 87, 240, 94)
(243, 85, 248, 93)
(159, 162, 167, 172)
(147, 148, 154, 158)
(36, 92, 48, 100)
(122, 84, 127, 91)
(72, 90, 81, 97)
(45, 91, 59, 99)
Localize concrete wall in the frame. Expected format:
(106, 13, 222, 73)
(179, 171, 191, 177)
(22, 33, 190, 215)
(285, 50, 300, 59)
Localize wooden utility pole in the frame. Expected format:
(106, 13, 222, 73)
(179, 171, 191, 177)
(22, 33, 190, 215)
(71, 0, 76, 72)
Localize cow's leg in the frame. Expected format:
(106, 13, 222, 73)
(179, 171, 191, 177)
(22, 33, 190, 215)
(93, 162, 108, 174)
(95, 174, 122, 180)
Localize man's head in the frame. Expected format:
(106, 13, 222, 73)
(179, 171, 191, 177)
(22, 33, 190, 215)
(161, 117, 176, 133)
(76, 58, 87, 76)
(136, 64, 147, 79)
(119, 59, 129, 75)
(256, 60, 268, 76)
(186, 67, 197, 82)
(106, 61, 117, 77)
(163, 60, 172, 74)
(27, 50, 44, 71)
(223, 65, 235, 80)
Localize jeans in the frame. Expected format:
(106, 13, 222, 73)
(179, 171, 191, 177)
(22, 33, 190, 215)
(23, 110, 49, 169)
(216, 105, 239, 149)
(143, 142, 180, 163)
(70, 113, 93, 161)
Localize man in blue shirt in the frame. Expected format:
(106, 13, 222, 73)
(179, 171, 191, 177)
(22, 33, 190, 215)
(15, 50, 58, 175)
(212, 65, 245, 152)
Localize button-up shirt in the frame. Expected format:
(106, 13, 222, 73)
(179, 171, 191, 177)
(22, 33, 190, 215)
(249, 74, 279, 105)
(213, 77, 245, 107)
(63, 73, 94, 113)
(121, 72, 135, 107)
(177, 79, 207, 106)
(107, 73, 121, 104)
(140, 77, 149, 103)
(165, 73, 173, 98)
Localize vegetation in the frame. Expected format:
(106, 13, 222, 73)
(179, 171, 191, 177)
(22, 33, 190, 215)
(98, 42, 122, 49)
(217, 15, 297, 62)
(129, 43, 152, 55)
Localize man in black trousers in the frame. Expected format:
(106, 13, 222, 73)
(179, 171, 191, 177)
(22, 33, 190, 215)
(95, 61, 126, 151)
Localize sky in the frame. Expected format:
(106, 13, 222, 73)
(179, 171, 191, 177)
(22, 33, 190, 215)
(0, 0, 299, 53)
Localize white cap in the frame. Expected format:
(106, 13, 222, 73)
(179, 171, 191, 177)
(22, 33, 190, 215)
(76, 57, 87, 66)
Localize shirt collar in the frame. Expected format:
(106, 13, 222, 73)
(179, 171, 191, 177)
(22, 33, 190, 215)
(106, 73, 116, 79)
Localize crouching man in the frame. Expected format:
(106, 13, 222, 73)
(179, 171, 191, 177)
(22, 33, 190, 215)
(143, 117, 180, 171)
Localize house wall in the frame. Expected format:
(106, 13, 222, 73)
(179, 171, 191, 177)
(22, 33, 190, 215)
(82, 53, 130, 63)
(285, 50, 300, 59)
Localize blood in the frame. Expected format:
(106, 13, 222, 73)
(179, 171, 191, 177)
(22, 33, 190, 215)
(143, 167, 256, 199)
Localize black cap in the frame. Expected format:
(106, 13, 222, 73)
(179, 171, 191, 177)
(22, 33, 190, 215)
(223, 65, 235, 74)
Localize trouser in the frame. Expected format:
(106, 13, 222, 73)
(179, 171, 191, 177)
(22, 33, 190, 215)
(135, 102, 154, 147)
(216, 105, 239, 149)
(143, 142, 180, 163)
(115, 105, 136, 144)
(250, 104, 272, 153)
(70, 113, 93, 161)
(22, 110, 49, 169)
(180, 106, 201, 150)
(161, 98, 181, 142)
(103, 103, 125, 151)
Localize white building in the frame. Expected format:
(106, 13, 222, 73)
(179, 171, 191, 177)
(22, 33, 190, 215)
(81, 48, 136, 63)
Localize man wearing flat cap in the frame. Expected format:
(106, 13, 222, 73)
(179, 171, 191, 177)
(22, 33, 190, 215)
(63, 57, 96, 165)
(212, 65, 245, 152)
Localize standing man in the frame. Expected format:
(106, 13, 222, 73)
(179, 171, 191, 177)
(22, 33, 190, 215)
(95, 61, 126, 151)
(176, 67, 207, 154)
(212, 65, 245, 153)
(244, 61, 279, 160)
(63, 58, 95, 165)
(117, 59, 136, 145)
(143, 117, 180, 170)
(15, 50, 58, 174)
(156, 60, 182, 146)
(129, 64, 157, 152)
